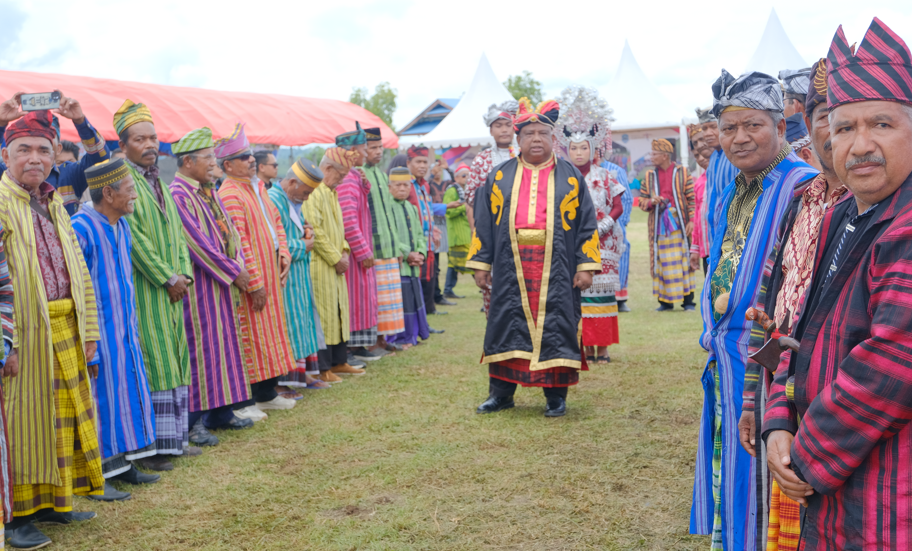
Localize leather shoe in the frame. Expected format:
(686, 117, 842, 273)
(444, 292, 464, 299)
(135, 456, 173, 472)
(36, 511, 96, 525)
(476, 396, 515, 414)
(6, 523, 51, 550)
(617, 301, 631, 313)
(544, 397, 567, 417)
(427, 327, 445, 334)
(436, 298, 456, 306)
(87, 482, 132, 501)
(113, 465, 161, 485)
(189, 420, 219, 447)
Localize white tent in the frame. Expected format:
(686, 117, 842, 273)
(603, 40, 681, 132)
(400, 53, 515, 149)
(744, 9, 808, 76)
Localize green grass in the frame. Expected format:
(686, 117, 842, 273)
(48, 209, 709, 550)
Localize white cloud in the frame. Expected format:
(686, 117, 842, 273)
(3, 0, 911, 133)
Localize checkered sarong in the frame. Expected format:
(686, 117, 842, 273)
(150, 386, 189, 456)
(12, 299, 103, 517)
(348, 326, 378, 347)
(653, 229, 694, 303)
(375, 257, 405, 336)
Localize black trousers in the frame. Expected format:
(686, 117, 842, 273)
(433, 252, 443, 303)
(421, 277, 436, 314)
(488, 377, 568, 400)
(188, 405, 236, 430)
(233, 376, 281, 409)
(659, 292, 695, 308)
(318, 342, 348, 370)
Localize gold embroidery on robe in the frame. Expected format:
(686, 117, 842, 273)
(582, 229, 600, 263)
(491, 183, 504, 226)
(560, 176, 580, 231)
(467, 231, 482, 260)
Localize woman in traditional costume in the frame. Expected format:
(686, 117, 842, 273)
(554, 86, 625, 363)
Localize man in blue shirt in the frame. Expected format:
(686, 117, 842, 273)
(0, 91, 110, 215)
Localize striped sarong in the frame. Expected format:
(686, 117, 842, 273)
(581, 274, 619, 348)
(349, 326, 378, 347)
(150, 386, 189, 456)
(387, 276, 429, 346)
(12, 299, 104, 517)
(447, 245, 471, 273)
(375, 257, 405, 336)
(767, 481, 801, 551)
(711, 366, 723, 550)
(653, 229, 694, 303)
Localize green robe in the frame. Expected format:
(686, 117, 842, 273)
(389, 198, 427, 278)
(125, 164, 192, 392)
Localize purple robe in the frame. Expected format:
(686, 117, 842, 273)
(169, 174, 251, 411)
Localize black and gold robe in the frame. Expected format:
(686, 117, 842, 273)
(466, 155, 600, 371)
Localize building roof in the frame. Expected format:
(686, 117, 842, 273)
(399, 98, 460, 136)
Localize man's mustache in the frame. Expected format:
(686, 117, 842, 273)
(845, 155, 886, 170)
(823, 139, 831, 152)
(143, 148, 158, 157)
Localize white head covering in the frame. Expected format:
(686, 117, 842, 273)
(553, 86, 614, 162)
(482, 100, 519, 127)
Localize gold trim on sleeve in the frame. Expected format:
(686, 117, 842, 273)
(465, 261, 492, 271)
(577, 262, 602, 272)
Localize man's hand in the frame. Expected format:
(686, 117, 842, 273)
(738, 411, 756, 457)
(690, 252, 702, 272)
(250, 288, 267, 312)
(432, 226, 442, 249)
(166, 275, 191, 303)
(0, 92, 25, 126)
(573, 271, 593, 291)
(234, 267, 250, 292)
(85, 341, 97, 370)
(406, 252, 422, 266)
(685, 221, 694, 239)
(2, 350, 18, 378)
(88, 363, 99, 379)
(279, 255, 291, 286)
(54, 91, 86, 125)
(446, 201, 463, 209)
(474, 270, 492, 289)
(361, 257, 374, 269)
(335, 253, 350, 275)
(767, 430, 815, 505)
(304, 223, 315, 253)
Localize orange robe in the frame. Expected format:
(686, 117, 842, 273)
(218, 177, 295, 383)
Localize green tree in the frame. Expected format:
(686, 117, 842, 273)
(350, 82, 398, 130)
(503, 71, 543, 104)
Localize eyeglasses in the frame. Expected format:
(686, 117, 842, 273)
(228, 154, 254, 162)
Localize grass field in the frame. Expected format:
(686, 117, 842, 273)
(49, 209, 710, 550)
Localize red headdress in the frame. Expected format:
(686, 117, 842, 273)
(513, 97, 561, 132)
(4, 110, 56, 145)
(407, 145, 429, 159)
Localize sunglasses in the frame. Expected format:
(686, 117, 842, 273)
(228, 153, 254, 162)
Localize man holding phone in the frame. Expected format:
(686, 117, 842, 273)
(0, 90, 110, 215)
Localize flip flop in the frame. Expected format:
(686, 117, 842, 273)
(586, 355, 596, 363)
(597, 355, 611, 364)
(305, 380, 331, 390)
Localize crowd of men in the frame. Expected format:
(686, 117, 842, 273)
(0, 14, 909, 551)
(0, 93, 469, 548)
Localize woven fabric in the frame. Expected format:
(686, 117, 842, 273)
(447, 245, 470, 271)
(335, 122, 366, 147)
(766, 481, 801, 551)
(826, 17, 912, 108)
(581, 287, 619, 348)
(149, 387, 189, 455)
(386, 276, 429, 346)
(348, 327, 378, 347)
(375, 257, 405, 336)
(214, 122, 250, 159)
(12, 300, 104, 516)
(338, 169, 378, 332)
(806, 58, 829, 115)
(779, 68, 812, 97)
(324, 147, 358, 171)
(85, 158, 129, 190)
(653, 230, 694, 303)
(4, 110, 55, 144)
(712, 69, 784, 117)
(112, 99, 153, 135)
(171, 127, 214, 155)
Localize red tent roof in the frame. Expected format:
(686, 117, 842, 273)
(0, 70, 398, 149)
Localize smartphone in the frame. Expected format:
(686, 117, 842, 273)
(21, 92, 61, 112)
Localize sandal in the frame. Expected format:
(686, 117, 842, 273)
(597, 355, 611, 364)
(586, 355, 596, 364)
(280, 390, 304, 400)
(305, 380, 331, 390)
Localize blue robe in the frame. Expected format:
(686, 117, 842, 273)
(72, 205, 156, 475)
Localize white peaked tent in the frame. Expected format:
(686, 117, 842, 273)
(401, 53, 515, 149)
(744, 9, 808, 76)
(603, 41, 681, 132)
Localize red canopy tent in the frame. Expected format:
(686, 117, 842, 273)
(0, 69, 398, 149)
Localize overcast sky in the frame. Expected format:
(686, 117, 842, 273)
(2, 0, 910, 130)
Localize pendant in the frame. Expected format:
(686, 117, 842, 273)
(714, 292, 730, 315)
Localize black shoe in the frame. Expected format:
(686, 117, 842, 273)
(655, 304, 674, 312)
(476, 396, 515, 414)
(36, 511, 96, 525)
(189, 420, 219, 447)
(431, 310, 448, 315)
(435, 298, 456, 306)
(444, 292, 464, 299)
(617, 301, 631, 313)
(6, 523, 52, 550)
(427, 327, 445, 334)
(351, 347, 385, 362)
(219, 415, 254, 430)
(346, 354, 367, 368)
(87, 482, 132, 502)
(683, 304, 696, 311)
(114, 465, 163, 484)
(544, 397, 567, 417)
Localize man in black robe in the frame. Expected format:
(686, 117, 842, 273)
(467, 98, 600, 418)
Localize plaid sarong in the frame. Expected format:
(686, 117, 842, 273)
(348, 326, 378, 347)
(375, 257, 405, 336)
(447, 245, 470, 272)
(653, 229, 695, 303)
(767, 481, 802, 551)
(150, 386, 189, 456)
(12, 299, 104, 516)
